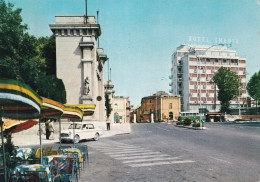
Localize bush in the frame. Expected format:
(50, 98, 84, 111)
(183, 117, 191, 126)
(192, 122, 205, 127)
(234, 119, 246, 121)
(176, 121, 184, 125)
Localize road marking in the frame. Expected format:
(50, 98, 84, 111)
(129, 160, 195, 167)
(154, 126, 170, 131)
(104, 150, 152, 155)
(97, 148, 145, 153)
(108, 151, 161, 157)
(122, 157, 181, 163)
(91, 142, 195, 167)
(96, 145, 138, 149)
(114, 154, 170, 160)
(209, 156, 232, 165)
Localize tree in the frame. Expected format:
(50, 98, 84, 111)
(0, 0, 66, 103)
(38, 35, 56, 75)
(213, 67, 242, 113)
(247, 70, 260, 107)
(105, 93, 112, 119)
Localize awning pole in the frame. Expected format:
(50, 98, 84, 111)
(0, 107, 7, 182)
(73, 120, 75, 148)
(39, 118, 42, 164)
(59, 117, 61, 149)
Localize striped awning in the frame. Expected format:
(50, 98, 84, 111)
(0, 79, 42, 119)
(66, 104, 96, 116)
(0, 119, 38, 132)
(40, 97, 64, 118)
(62, 105, 83, 120)
(0, 119, 21, 131)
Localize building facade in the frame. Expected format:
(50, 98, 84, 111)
(140, 96, 156, 122)
(50, 15, 108, 121)
(154, 92, 181, 121)
(139, 92, 181, 122)
(113, 96, 130, 123)
(170, 44, 247, 113)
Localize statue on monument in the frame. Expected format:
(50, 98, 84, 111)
(84, 76, 90, 95)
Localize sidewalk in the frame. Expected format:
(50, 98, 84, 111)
(11, 123, 132, 147)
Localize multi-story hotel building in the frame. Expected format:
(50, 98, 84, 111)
(170, 44, 247, 113)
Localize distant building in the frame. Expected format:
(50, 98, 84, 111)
(113, 96, 130, 123)
(139, 92, 181, 122)
(140, 95, 156, 122)
(170, 44, 247, 113)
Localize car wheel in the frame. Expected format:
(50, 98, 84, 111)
(74, 135, 80, 144)
(94, 133, 99, 141)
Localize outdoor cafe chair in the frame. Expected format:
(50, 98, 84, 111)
(52, 156, 78, 182)
(43, 146, 53, 156)
(11, 164, 52, 182)
(9, 173, 37, 182)
(63, 151, 81, 177)
(75, 145, 89, 168)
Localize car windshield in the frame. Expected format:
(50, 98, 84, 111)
(68, 124, 82, 129)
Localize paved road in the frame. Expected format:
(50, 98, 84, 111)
(27, 122, 260, 181)
(79, 122, 260, 182)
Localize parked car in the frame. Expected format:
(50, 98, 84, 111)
(61, 122, 103, 143)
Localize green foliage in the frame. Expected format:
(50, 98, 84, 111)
(178, 116, 200, 122)
(0, 0, 27, 61)
(0, 130, 15, 155)
(192, 122, 204, 127)
(247, 71, 260, 106)
(234, 119, 246, 121)
(105, 93, 112, 118)
(0, 0, 66, 103)
(213, 67, 241, 113)
(176, 121, 184, 125)
(36, 75, 66, 104)
(0, 57, 19, 80)
(183, 117, 191, 126)
(38, 35, 56, 75)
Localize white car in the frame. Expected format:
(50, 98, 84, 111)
(61, 122, 103, 143)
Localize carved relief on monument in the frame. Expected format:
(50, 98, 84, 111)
(84, 76, 90, 95)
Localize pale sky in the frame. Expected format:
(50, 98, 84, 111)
(9, 0, 260, 107)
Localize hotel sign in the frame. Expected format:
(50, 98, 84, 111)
(188, 36, 239, 45)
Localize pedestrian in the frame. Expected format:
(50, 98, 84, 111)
(49, 119, 55, 140)
(45, 119, 50, 140)
(106, 120, 111, 131)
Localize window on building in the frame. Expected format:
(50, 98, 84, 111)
(169, 103, 172, 109)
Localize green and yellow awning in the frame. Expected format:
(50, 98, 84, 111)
(66, 104, 96, 116)
(62, 104, 83, 120)
(40, 97, 64, 118)
(0, 79, 42, 119)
